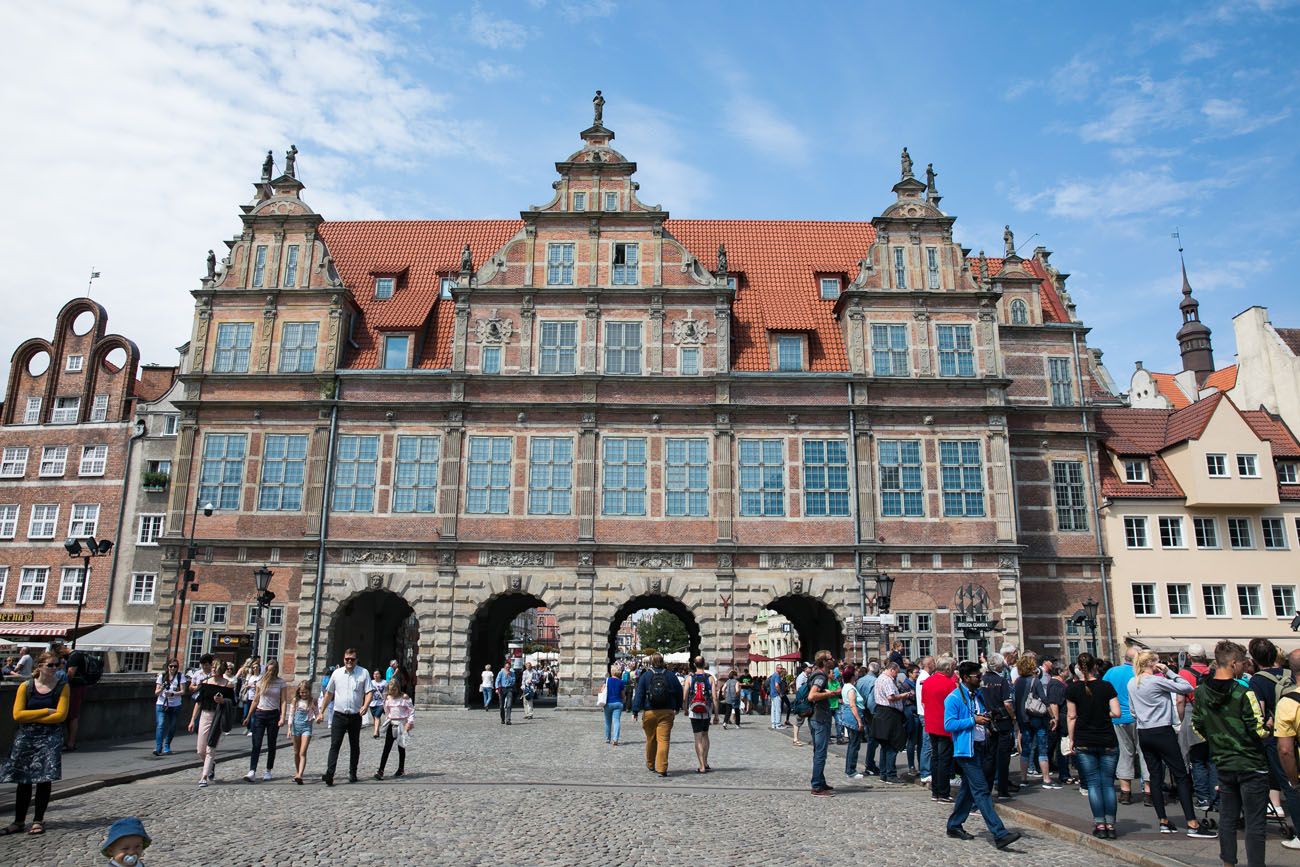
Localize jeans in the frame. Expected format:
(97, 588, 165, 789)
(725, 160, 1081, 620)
(1187, 742, 1219, 804)
(249, 708, 280, 771)
(1218, 769, 1269, 867)
(324, 711, 362, 780)
(154, 705, 178, 752)
(864, 732, 879, 773)
(919, 724, 931, 778)
(905, 714, 921, 769)
(603, 701, 623, 741)
(948, 749, 1009, 841)
(1022, 716, 1049, 768)
(1263, 739, 1300, 829)
(809, 716, 830, 789)
(499, 690, 513, 723)
(771, 695, 783, 728)
(1137, 725, 1195, 824)
(481, 687, 492, 708)
(1074, 747, 1119, 823)
(845, 726, 862, 775)
(929, 733, 953, 797)
(641, 709, 674, 773)
(879, 745, 899, 780)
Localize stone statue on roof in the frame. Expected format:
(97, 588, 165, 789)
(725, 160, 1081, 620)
(206, 249, 216, 279)
(900, 147, 913, 179)
(461, 243, 473, 273)
(925, 163, 937, 197)
(593, 90, 604, 126)
(716, 243, 727, 275)
(261, 150, 274, 182)
(1003, 225, 1015, 258)
(285, 144, 298, 178)
(978, 250, 989, 283)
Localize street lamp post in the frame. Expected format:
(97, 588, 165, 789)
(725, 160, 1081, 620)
(252, 566, 275, 662)
(874, 573, 895, 659)
(63, 537, 113, 650)
(1082, 596, 1100, 655)
(165, 500, 213, 666)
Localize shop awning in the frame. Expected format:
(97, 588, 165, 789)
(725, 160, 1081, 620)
(0, 622, 101, 641)
(775, 652, 804, 661)
(1124, 636, 1187, 654)
(747, 653, 774, 662)
(75, 623, 153, 652)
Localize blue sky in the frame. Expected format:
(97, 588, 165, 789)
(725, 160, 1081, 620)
(1, 0, 1297, 391)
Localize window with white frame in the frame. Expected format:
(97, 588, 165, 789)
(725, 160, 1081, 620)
(803, 440, 850, 517)
(39, 446, 67, 476)
(679, 346, 699, 376)
(601, 438, 646, 516)
(481, 346, 501, 374)
(1193, 516, 1219, 548)
(66, 354, 84, 372)
(51, 396, 80, 424)
(0, 447, 28, 478)
(871, 324, 909, 376)
(466, 436, 511, 514)
(776, 335, 803, 372)
(210, 604, 227, 625)
(0, 566, 6, 603)
(199, 433, 247, 510)
(940, 440, 984, 517)
(1048, 357, 1074, 406)
(1158, 516, 1184, 548)
(1236, 454, 1259, 478)
(1228, 517, 1254, 549)
(1280, 462, 1299, 484)
(440, 277, 455, 299)
(163, 414, 179, 436)
(1010, 299, 1028, 324)
(1206, 453, 1228, 477)
(1262, 517, 1288, 550)
(186, 629, 204, 671)
(58, 566, 86, 604)
(879, 440, 923, 517)
(546, 243, 575, 285)
(893, 247, 906, 288)
(1132, 583, 1157, 616)
(603, 191, 618, 211)
(1273, 585, 1298, 617)
(252, 245, 268, 288)
(137, 514, 165, 545)
(1123, 459, 1148, 483)
(1124, 515, 1150, 548)
(665, 438, 709, 517)
(1203, 584, 1228, 616)
(604, 321, 642, 374)
(278, 322, 318, 373)
(572, 191, 586, 211)
(284, 245, 300, 287)
(926, 247, 940, 289)
(539, 321, 577, 374)
(213, 323, 253, 373)
(17, 567, 48, 604)
(148, 459, 171, 477)
(611, 243, 639, 285)
(23, 397, 41, 425)
(1167, 583, 1192, 616)
(190, 603, 208, 624)
(129, 572, 156, 605)
(393, 435, 440, 513)
(332, 435, 379, 512)
(374, 276, 395, 299)
(528, 438, 573, 515)
(739, 439, 784, 517)
(1238, 584, 1263, 617)
(258, 434, 308, 511)
(819, 277, 841, 300)
(69, 503, 99, 537)
(118, 651, 148, 672)
(79, 444, 108, 476)
(90, 394, 108, 422)
(28, 505, 58, 539)
(937, 325, 975, 376)
(0, 505, 16, 539)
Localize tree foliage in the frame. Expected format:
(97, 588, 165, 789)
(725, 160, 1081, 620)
(636, 610, 690, 654)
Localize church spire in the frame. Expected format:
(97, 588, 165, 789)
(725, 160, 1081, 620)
(1174, 232, 1214, 385)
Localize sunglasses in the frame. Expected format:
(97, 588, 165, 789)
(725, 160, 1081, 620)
(344, 657, 357, 662)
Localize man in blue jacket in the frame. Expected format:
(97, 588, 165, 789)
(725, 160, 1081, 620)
(943, 661, 1022, 850)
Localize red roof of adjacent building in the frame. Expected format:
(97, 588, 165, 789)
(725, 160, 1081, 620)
(1204, 365, 1238, 392)
(1276, 327, 1300, 355)
(1144, 365, 1236, 410)
(318, 219, 1075, 372)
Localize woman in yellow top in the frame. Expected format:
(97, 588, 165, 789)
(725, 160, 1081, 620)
(0, 652, 70, 835)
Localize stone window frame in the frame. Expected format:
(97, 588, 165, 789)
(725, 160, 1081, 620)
(601, 437, 647, 517)
(939, 440, 985, 518)
(198, 433, 248, 511)
(665, 437, 709, 517)
(332, 435, 379, 513)
(611, 242, 639, 286)
(738, 438, 785, 517)
(278, 322, 319, 373)
(258, 434, 309, 511)
(802, 439, 850, 518)
(678, 346, 699, 376)
(466, 435, 512, 515)
(546, 242, 576, 286)
(213, 322, 254, 373)
(878, 439, 924, 518)
(1048, 357, 1074, 406)
(251, 244, 268, 288)
(604, 320, 643, 374)
(539, 320, 578, 374)
(392, 435, 440, 514)
(1009, 298, 1029, 324)
(527, 436, 574, 516)
(283, 244, 300, 287)
(1051, 460, 1089, 532)
(936, 324, 975, 377)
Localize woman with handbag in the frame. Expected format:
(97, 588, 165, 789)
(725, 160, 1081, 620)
(374, 679, 414, 779)
(601, 664, 624, 745)
(187, 663, 235, 788)
(0, 652, 68, 835)
(153, 659, 184, 756)
(839, 665, 867, 779)
(1014, 653, 1053, 786)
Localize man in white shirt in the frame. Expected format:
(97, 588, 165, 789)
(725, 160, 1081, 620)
(318, 648, 373, 786)
(916, 656, 934, 782)
(7, 647, 34, 679)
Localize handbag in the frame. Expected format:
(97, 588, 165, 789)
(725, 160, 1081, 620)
(1024, 680, 1049, 717)
(597, 683, 607, 706)
(1059, 732, 1073, 755)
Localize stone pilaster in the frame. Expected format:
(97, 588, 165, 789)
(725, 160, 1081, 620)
(714, 413, 734, 542)
(988, 415, 1014, 541)
(439, 412, 464, 539)
(577, 413, 597, 540)
(518, 295, 534, 374)
(582, 295, 599, 373)
(648, 295, 664, 373)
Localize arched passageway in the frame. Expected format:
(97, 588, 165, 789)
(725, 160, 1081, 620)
(328, 589, 418, 685)
(765, 594, 844, 664)
(607, 594, 700, 667)
(466, 593, 552, 707)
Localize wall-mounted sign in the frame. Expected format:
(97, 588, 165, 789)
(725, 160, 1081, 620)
(213, 632, 252, 649)
(0, 611, 36, 623)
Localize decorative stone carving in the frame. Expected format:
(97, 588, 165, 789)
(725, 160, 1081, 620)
(345, 548, 411, 564)
(578, 551, 594, 568)
(366, 573, 386, 590)
(997, 554, 1018, 571)
(717, 553, 733, 570)
(620, 552, 689, 569)
(509, 574, 522, 591)
(672, 315, 711, 345)
(790, 578, 804, 595)
(479, 551, 549, 568)
(860, 554, 875, 569)
(760, 552, 832, 569)
(474, 310, 514, 344)
(649, 578, 662, 594)
(439, 550, 456, 567)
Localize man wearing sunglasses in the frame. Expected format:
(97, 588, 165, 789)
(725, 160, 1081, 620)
(318, 649, 373, 786)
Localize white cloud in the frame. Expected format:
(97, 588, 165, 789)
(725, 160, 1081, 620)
(0, 0, 473, 389)
(1012, 169, 1232, 220)
(1078, 75, 1189, 143)
(475, 60, 516, 81)
(1199, 98, 1291, 135)
(467, 7, 531, 50)
(1049, 55, 1100, 99)
(559, 0, 617, 19)
(615, 102, 715, 216)
(1181, 40, 1220, 62)
(724, 94, 808, 163)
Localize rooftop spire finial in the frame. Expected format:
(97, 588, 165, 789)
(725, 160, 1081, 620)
(593, 89, 605, 127)
(1173, 228, 1192, 296)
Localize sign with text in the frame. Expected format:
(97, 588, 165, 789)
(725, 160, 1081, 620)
(0, 611, 35, 623)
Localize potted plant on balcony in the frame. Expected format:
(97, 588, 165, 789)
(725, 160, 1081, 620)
(141, 470, 170, 491)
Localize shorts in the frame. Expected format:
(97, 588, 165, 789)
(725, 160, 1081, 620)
(67, 683, 87, 721)
(1114, 722, 1149, 781)
(369, 706, 383, 719)
(690, 717, 710, 734)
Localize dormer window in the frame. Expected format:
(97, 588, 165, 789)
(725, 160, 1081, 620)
(776, 335, 804, 372)
(603, 191, 618, 211)
(440, 278, 455, 300)
(374, 277, 395, 300)
(1010, 299, 1028, 324)
(573, 191, 587, 211)
(382, 335, 410, 369)
(1123, 459, 1149, 483)
(726, 276, 738, 291)
(819, 277, 841, 300)
(65, 355, 84, 372)
(1280, 462, 1298, 484)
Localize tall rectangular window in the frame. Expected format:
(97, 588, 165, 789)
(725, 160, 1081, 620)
(878, 440, 923, 517)
(80, 445, 108, 476)
(283, 245, 300, 287)
(130, 573, 157, 605)
(28, 505, 58, 539)
(481, 346, 501, 374)
(802, 440, 849, 517)
(52, 396, 80, 424)
(1203, 584, 1228, 616)
(611, 243, 639, 285)
(940, 440, 984, 517)
(163, 414, 180, 436)
(199, 433, 248, 510)
(90, 394, 109, 422)
(819, 277, 841, 300)
(40, 446, 67, 477)
(1273, 585, 1298, 617)
(382, 335, 409, 369)
(1124, 516, 1150, 548)
(679, 347, 699, 376)
(539, 321, 577, 374)
(1049, 357, 1074, 406)
(602, 438, 646, 516)
(18, 567, 48, 604)
(0, 505, 17, 539)
(1167, 583, 1192, 616)
(258, 434, 308, 510)
(59, 566, 86, 604)
(332, 435, 379, 513)
(937, 325, 975, 376)
(1052, 461, 1088, 531)
(137, 514, 165, 545)
(572, 191, 586, 211)
(1206, 453, 1228, 477)
(604, 191, 618, 211)
(1262, 516, 1288, 549)
(1238, 585, 1263, 617)
(1236, 454, 1259, 477)
(393, 435, 440, 513)
(1228, 517, 1253, 549)
(278, 323, 318, 373)
(547, 243, 575, 285)
(776, 335, 803, 372)
(23, 397, 41, 425)
(1158, 516, 1185, 548)
(739, 439, 785, 517)
(213, 323, 253, 373)
(528, 438, 573, 515)
(0, 566, 7, 602)
(1132, 583, 1157, 616)
(666, 438, 708, 517)
(251, 245, 268, 287)
(69, 503, 100, 538)
(0, 447, 28, 478)
(186, 629, 205, 671)
(893, 247, 906, 288)
(466, 436, 511, 514)
(374, 277, 395, 299)
(440, 277, 455, 299)
(1193, 517, 1219, 548)
(604, 322, 642, 374)
(926, 247, 940, 289)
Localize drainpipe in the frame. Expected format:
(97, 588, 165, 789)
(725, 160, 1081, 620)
(103, 417, 147, 626)
(1072, 331, 1115, 658)
(847, 382, 866, 663)
(307, 377, 341, 680)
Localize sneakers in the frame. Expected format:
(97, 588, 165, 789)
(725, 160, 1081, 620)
(847, 772, 864, 779)
(1281, 837, 1300, 850)
(1186, 825, 1218, 839)
(198, 778, 208, 788)
(261, 770, 272, 781)
(932, 795, 954, 803)
(1158, 821, 1176, 834)
(811, 787, 835, 797)
(244, 770, 256, 782)
(1042, 781, 1062, 790)
(919, 775, 932, 784)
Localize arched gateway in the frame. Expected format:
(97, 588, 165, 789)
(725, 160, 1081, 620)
(328, 588, 418, 680)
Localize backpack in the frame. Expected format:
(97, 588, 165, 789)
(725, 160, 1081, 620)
(81, 653, 104, 685)
(647, 670, 675, 710)
(688, 674, 711, 716)
(791, 676, 815, 719)
(1257, 669, 1296, 711)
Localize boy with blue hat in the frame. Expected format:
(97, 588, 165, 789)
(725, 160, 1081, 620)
(101, 817, 150, 866)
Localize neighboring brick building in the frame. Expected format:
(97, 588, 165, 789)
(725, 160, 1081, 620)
(0, 299, 174, 665)
(151, 96, 1121, 704)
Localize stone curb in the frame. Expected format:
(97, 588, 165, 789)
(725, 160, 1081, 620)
(995, 802, 1184, 867)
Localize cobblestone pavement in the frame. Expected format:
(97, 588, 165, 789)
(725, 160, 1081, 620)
(7, 711, 1124, 866)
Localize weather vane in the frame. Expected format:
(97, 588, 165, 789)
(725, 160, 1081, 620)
(87, 267, 101, 297)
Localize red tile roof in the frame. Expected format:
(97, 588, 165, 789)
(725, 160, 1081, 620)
(1241, 409, 1300, 458)
(319, 220, 1076, 371)
(1148, 372, 1192, 409)
(1164, 391, 1224, 446)
(1203, 365, 1237, 392)
(1276, 327, 1300, 355)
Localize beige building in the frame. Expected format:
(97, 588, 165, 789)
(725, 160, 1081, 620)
(1232, 306, 1300, 436)
(1098, 393, 1300, 652)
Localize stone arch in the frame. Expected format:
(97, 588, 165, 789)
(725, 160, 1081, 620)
(326, 585, 419, 684)
(55, 297, 106, 340)
(764, 592, 844, 663)
(313, 570, 430, 691)
(4, 338, 53, 425)
(465, 590, 554, 707)
(606, 592, 702, 667)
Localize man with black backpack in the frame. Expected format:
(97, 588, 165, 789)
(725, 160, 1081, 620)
(684, 656, 715, 773)
(58, 642, 102, 752)
(633, 652, 682, 777)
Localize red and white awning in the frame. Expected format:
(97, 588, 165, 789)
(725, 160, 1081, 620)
(0, 622, 101, 640)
